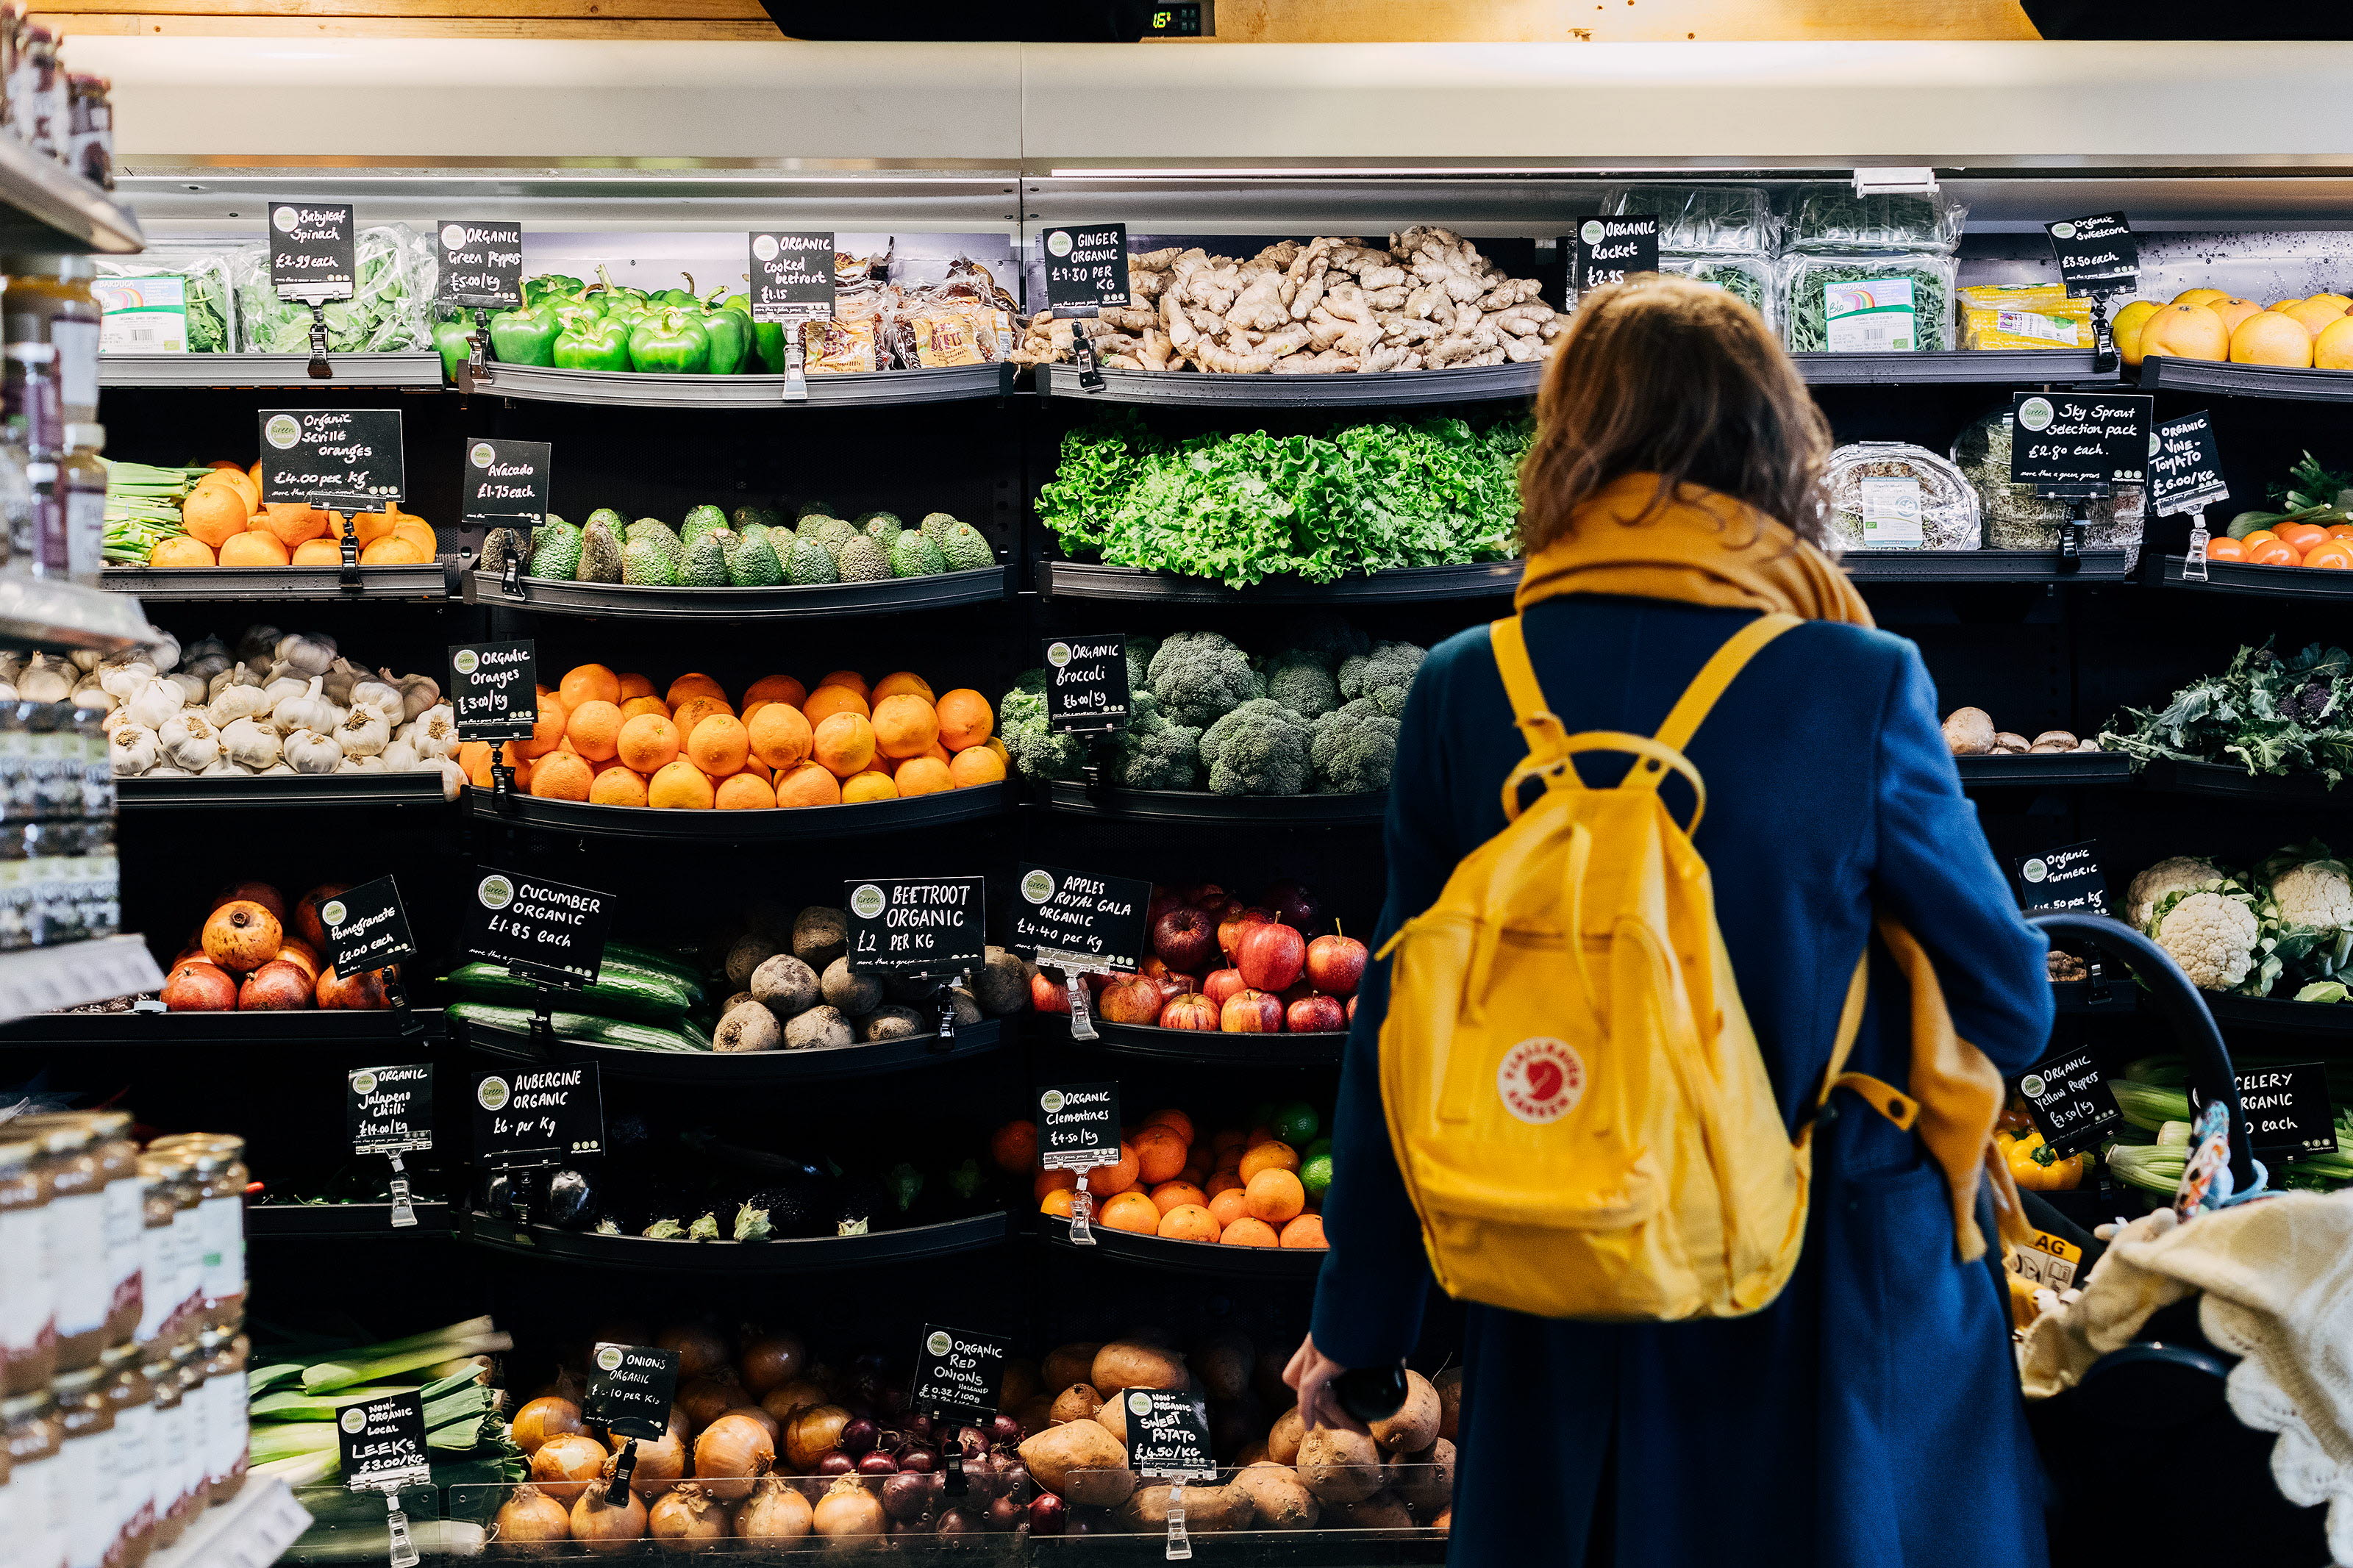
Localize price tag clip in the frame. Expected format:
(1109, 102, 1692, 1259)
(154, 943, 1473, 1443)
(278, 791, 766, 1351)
(307, 303, 332, 381)
(1165, 1481, 1191, 1561)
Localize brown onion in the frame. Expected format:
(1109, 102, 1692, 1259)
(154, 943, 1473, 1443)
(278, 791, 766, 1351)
(784, 1404, 851, 1472)
(813, 1474, 886, 1540)
(677, 1375, 746, 1434)
(491, 1485, 573, 1547)
(627, 1423, 690, 1496)
(529, 1432, 610, 1500)
(656, 1322, 732, 1382)
(693, 1411, 776, 1503)
(760, 1380, 829, 1427)
(648, 1482, 731, 1548)
(735, 1478, 814, 1540)
(530, 1369, 588, 1405)
(568, 1466, 649, 1550)
(510, 1396, 586, 1457)
(724, 1403, 781, 1442)
(738, 1332, 807, 1396)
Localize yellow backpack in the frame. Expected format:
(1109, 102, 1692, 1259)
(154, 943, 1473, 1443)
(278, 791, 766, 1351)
(1377, 611, 1904, 1322)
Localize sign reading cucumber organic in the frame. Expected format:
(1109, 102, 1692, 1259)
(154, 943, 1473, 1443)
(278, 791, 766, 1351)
(447, 640, 538, 742)
(843, 877, 986, 974)
(461, 438, 551, 527)
(472, 1062, 603, 1165)
(463, 867, 612, 985)
(435, 221, 524, 309)
(747, 232, 835, 324)
(257, 408, 405, 510)
(337, 1390, 431, 1492)
(346, 1063, 432, 1157)
(318, 876, 417, 978)
(268, 202, 356, 301)
(1035, 1081, 1121, 1171)
(1569, 215, 1658, 294)
(1011, 864, 1151, 974)
(2044, 212, 2139, 299)
(910, 1324, 1010, 1421)
(1040, 225, 1131, 319)
(2008, 393, 2152, 493)
(584, 1344, 679, 1442)
(1042, 635, 1129, 734)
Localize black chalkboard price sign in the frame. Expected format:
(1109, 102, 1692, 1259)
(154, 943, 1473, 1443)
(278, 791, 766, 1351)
(461, 438, 550, 527)
(1036, 1081, 1121, 1171)
(2010, 840, 2107, 917)
(585, 1344, 679, 1442)
(1125, 1389, 1216, 1481)
(748, 232, 836, 324)
(1043, 635, 1130, 734)
(464, 867, 612, 985)
(2015, 1046, 2119, 1159)
(338, 1391, 431, 1492)
(435, 221, 524, 309)
(346, 1064, 432, 1157)
(268, 202, 356, 301)
(843, 877, 985, 975)
(1012, 864, 1151, 974)
(2230, 1063, 2335, 1158)
(2044, 212, 2139, 299)
(2150, 410, 2228, 518)
(911, 1324, 1010, 1422)
(473, 1063, 603, 1166)
(448, 641, 538, 743)
(1569, 215, 1659, 294)
(1041, 225, 1131, 320)
(318, 876, 416, 979)
(257, 408, 405, 511)
(2008, 393, 2152, 494)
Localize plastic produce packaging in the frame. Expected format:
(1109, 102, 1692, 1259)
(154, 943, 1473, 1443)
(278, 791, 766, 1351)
(1779, 254, 1957, 353)
(1660, 255, 1776, 326)
(228, 223, 435, 354)
(1782, 185, 1968, 254)
(93, 248, 237, 354)
(1958, 284, 2093, 351)
(1950, 409, 2146, 567)
(1602, 184, 1777, 254)
(1824, 440, 1982, 551)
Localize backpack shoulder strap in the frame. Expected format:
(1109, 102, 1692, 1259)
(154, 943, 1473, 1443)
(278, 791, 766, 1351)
(1488, 616, 1566, 765)
(1652, 612, 1804, 752)
(1797, 948, 1922, 1153)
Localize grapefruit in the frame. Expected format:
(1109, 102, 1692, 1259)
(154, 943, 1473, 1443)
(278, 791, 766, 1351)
(2137, 303, 2228, 362)
(2170, 287, 2230, 307)
(2110, 299, 2159, 367)
(2282, 298, 2351, 337)
(2317, 316, 2353, 370)
(2231, 310, 2314, 367)
(2208, 297, 2263, 334)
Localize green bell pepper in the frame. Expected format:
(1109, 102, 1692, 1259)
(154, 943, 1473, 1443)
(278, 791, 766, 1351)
(524, 274, 582, 307)
(488, 303, 560, 367)
(551, 295, 607, 332)
(629, 309, 710, 376)
(431, 315, 475, 384)
(722, 293, 788, 375)
(699, 290, 748, 376)
(552, 317, 632, 373)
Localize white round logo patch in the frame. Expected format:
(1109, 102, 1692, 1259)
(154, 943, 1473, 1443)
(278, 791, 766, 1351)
(1497, 1037, 1584, 1124)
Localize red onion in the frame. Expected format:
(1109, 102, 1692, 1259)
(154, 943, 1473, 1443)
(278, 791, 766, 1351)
(839, 1417, 878, 1456)
(983, 1495, 1022, 1531)
(1027, 1494, 1066, 1536)
(881, 1472, 939, 1523)
(902, 1414, 935, 1444)
(954, 1426, 988, 1462)
(985, 1414, 1021, 1449)
(815, 1450, 855, 1476)
(933, 1508, 979, 1539)
(855, 1450, 898, 1476)
(877, 1386, 911, 1417)
(898, 1447, 938, 1475)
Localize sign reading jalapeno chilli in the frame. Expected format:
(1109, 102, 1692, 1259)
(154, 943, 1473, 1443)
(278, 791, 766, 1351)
(346, 1064, 432, 1157)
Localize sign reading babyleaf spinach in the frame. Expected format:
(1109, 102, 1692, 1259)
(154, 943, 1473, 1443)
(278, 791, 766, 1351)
(2015, 1046, 2118, 1160)
(257, 408, 405, 510)
(1125, 1389, 1216, 1481)
(461, 438, 550, 527)
(435, 221, 524, 309)
(843, 877, 985, 975)
(337, 1391, 431, 1492)
(2008, 393, 2152, 493)
(1012, 864, 1151, 973)
(1043, 635, 1129, 733)
(1040, 226, 1131, 320)
(268, 202, 356, 301)
(910, 1324, 1010, 1421)
(585, 1344, 679, 1442)
(2149, 410, 2228, 518)
(1036, 1081, 1121, 1171)
(748, 232, 835, 324)
(472, 1063, 603, 1166)
(448, 641, 537, 742)
(2044, 212, 2139, 299)
(464, 867, 611, 985)
(2009, 840, 2107, 916)
(346, 1064, 432, 1158)
(319, 876, 416, 978)
(1569, 215, 1659, 294)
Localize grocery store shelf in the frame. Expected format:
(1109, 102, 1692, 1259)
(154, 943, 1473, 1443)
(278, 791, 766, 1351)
(2194, 994, 2353, 1036)
(2051, 978, 2137, 1015)
(464, 565, 1010, 620)
(2152, 555, 2353, 599)
(1791, 350, 2114, 384)
(118, 771, 453, 809)
(248, 1200, 454, 1237)
(465, 782, 1005, 840)
(0, 135, 143, 254)
(149, 1475, 310, 1568)
(0, 573, 153, 655)
(103, 563, 451, 602)
(1041, 559, 1520, 604)
(2135, 354, 2353, 402)
(2136, 759, 2353, 807)
(1954, 752, 2134, 787)
(1841, 549, 2132, 584)
(1054, 1017, 1348, 1066)
(1037, 361, 1540, 407)
(465, 1210, 1007, 1272)
(99, 352, 444, 388)
(1039, 781, 1386, 825)
(460, 1015, 1004, 1081)
(1038, 1215, 1325, 1278)
(471, 362, 1013, 409)
(0, 937, 167, 1025)
(0, 1005, 433, 1047)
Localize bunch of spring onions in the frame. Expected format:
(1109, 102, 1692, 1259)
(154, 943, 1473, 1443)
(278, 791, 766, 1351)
(99, 459, 210, 565)
(246, 1315, 521, 1489)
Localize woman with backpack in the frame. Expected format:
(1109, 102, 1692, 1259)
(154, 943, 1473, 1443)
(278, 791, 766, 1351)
(1286, 276, 2054, 1567)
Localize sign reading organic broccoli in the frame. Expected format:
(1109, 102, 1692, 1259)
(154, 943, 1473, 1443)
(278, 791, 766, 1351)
(1042, 635, 1129, 734)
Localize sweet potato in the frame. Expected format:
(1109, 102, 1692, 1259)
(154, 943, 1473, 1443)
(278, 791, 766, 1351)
(1090, 1341, 1186, 1399)
(1049, 1383, 1104, 1426)
(1325, 1489, 1415, 1531)
(1013, 1395, 1054, 1437)
(1116, 1483, 1254, 1533)
(999, 1358, 1043, 1411)
(1392, 1438, 1454, 1519)
(1432, 1367, 1461, 1443)
(1018, 1420, 1135, 1508)
(1209, 1393, 1262, 1458)
(1234, 1440, 1268, 1469)
(1042, 1342, 1104, 1394)
(1191, 1331, 1254, 1405)
(1266, 1406, 1305, 1466)
(1369, 1370, 1440, 1453)
(1094, 1392, 1128, 1445)
(1295, 1426, 1385, 1504)
(1231, 1462, 1320, 1530)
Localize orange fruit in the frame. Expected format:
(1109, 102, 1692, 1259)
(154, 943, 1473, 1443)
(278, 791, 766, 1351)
(871, 694, 941, 760)
(1243, 1168, 1305, 1224)
(2201, 536, 2248, 562)
(1279, 1214, 1327, 1249)
(588, 767, 648, 807)
(1149, 1181, 1207, 1216)
(559, 665, 621, 709)
(2285, 298, 2353, 337)
(772, 762, 843, 809)
(1207, 1187, 1250, 1228)
(2317, 318, 2353, 370)
(2303, 542, 2353, 570)
(2231, 310, 2315, 367)
(2249, 538, 2302, 566)
(670, 695, 733, 739)
(801, 684, 871, 726)
(2138, 302, 2228, 361)
(871, 671, 935, 704)
(2209, 297, 2263, 335)
(815, 670, 869, 698)
(947, 748, 1005, 788)
(1035, 1167, 1078, 1200)
(2276, 522, 2329, 552)
(528, 751, 593, 801)
(1100, 1192, 1160, 1235)
(714, 771, 776, 809)
(2330, 524, 2353, 541)
(893, 756, 952, 797)
(563, 700, 624, 762)
(456, 741, 490, 787)
(618, 695, 668, 722)
(1084, 1142, 1140, 1197)
(840, 770, 897, 803)
(259, 502, 327, 547)
(1144, 1108, 1196, 1145)
(149, 537, 215, 568)
(199, 465, 260, 512)
(521, 695, 566, 759)
(218, 531, 290, 567)
(390, 518, 437, 554)
(615, 672, 655, 701)
(934, 690, 994, 751)
(686, 712, 750, 776)
(812, 713, 876, 778)
(359, 537, 430, 565)
(746, 704, 814, 771)
(1238, 1140, 1299, 1183)
(990, 1120, 1038, 1173)
(290, 538, 339, 565)
(1220, 1217, 1279, 1248)
(1132, 1125, 1189, 1185)
(1157, 1205, 1221, 1243)
(181, 486, 252, 548)
(665, 673, 727, 709)
(1209, 1128, 1246, 1160)
(646, 759, 715, 809)
(743, 674, 807, 710)
(1039, 1187, 1076, 1219)
(1245, 1125, 1276, 1149)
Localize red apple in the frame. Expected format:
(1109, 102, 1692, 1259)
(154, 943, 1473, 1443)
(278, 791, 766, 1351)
(1304, 934, 1369, 998)
(1220, 989, 1283, 1033)
(1216, 906, 1276, 961)
(1202, 968, 1246, 1009)
(292, 882, 353, 953)
(1159, 993, 1219, 1031)
(1030, 972, 1071, 1014)
(315, 965, 389, 1010)
(210, 880, 286, 921)
(1287, 995, 1347, 1034)
(1145, 887, 1184, 928)
(239, 961, 315, 1012)
(1085, 969, 1126, 999)
(1179, 883, 1227, 909)
(1236, 922, 1307, 993)
(1151, 906, 1218, 974)
(1099, 975, 1167, 1026)
(1260, 879, 1322, 935)
(160, 959, 236, 1012)
(1346, 995, 1358, 1025)
(1278, 978, 1316, 1006)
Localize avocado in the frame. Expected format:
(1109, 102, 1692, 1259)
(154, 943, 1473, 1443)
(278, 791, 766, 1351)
(835, 535, 892, 584)
(794, 514, 834, 539)
(793, 498, 839, 521)
(860, 513, 904, 546)
(680, 505, 729, 549)
(786, 537, 840, 585)
(733, 505, 784, 534)
(886, 532, 945, 579)
(918, 512, 960, 545)
(682, 528, 732, 587)
(938, 521, 993, 573)
(621, 537, 679, 586)
(479, 525, 528, 578)
(816, 518, 857, 553)
(576, 518, 624, 583)
(584, 507, 627, 537)
(527, 518, 582, 581)
(625, 518, 676, 548)
(729, 529, 785, 587)
(853, 509, 902, 531)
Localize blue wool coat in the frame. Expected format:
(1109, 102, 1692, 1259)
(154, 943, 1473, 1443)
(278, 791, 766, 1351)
(1311, 595, 2054, 1568)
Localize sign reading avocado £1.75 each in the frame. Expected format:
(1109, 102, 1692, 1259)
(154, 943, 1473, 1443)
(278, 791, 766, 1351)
(464, 867, 612, 985)
(462, 437, 551, 530)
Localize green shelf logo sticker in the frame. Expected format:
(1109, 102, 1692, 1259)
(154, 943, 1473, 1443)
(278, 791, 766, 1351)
(476, 1076, 509, 1111)
(2017, 396, 2055, 433)
(926, 1330, 953, 1356)
(476, 875, 514, 911)
(850, 884, 886, 920)
(263, 414, 301, 449)
(1021, 870, 1056, 904)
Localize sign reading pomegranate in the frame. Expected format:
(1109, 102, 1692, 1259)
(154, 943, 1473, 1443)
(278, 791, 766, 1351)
(1496, 1037, 1585, 1125)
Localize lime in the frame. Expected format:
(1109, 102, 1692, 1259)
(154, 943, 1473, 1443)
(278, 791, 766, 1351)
(1301, 1153, 1334, 1200)
(1304, 1137, 1333, 1163)
(1272, 1102, 1321, 1145)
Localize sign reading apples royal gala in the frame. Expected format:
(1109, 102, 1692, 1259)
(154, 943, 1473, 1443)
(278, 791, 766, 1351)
(1011, 864, 1150, 974)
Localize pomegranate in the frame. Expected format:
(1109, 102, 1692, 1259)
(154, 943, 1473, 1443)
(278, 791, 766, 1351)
(1158, 993, 1219, 1031)
(201, 901, 283, 974)
(315, 964, 390, 1010)
(271, 939, 322, 985)
(292, 882, 352, 953)
(1151, 906, 1218, 973)
(1097, 975, 1166, 1026)
(1286, 995, 1346, 1033)
(210, 881, 285, 920)
(160, 959, 237, 1012)
(1220, 989, 1284, 1033)
(238, 961, 315, 1012)
(1235, 921, 1307, 993)
(1305, 934, 1369, 998)
(1029, 973, 1071, 1015)
(1202, 968, 1246, 1009)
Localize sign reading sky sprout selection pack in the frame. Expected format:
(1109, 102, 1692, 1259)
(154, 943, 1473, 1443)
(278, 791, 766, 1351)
(2008, 393, 2152, 493)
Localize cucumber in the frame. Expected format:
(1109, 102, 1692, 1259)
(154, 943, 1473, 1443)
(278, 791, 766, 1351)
(441, 962, 689, 1023)
(601, 942, 709, 1003)
(449, 1001, 709, 1053)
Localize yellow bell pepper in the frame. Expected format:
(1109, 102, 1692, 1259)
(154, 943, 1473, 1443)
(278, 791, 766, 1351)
(2002, 1129, 2088, 1192)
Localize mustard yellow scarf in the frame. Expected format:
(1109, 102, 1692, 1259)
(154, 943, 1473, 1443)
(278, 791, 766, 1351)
(1513, 473, 2027, 1262)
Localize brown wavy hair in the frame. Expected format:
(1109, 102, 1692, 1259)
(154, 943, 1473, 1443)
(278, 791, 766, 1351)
(1518, 275, 1835, 551)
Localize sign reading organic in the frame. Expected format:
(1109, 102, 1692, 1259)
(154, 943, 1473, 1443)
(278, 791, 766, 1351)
(1042, 636, 1130, 734)
(748, 232, 836, 324)
(584, 1344, 679, 1442)
(910, 1324, 1010, 1421)
(461, 438, 551, 527)
(2230, 1062, 2335, 1157)
(2008, 393, 2152, 493)
(1040, 225, 1132, 319)
(2009, 840, 2107, 917)
(346, 1064, 432, 1157)
(843, 877, 985, 975)
(472, 1063, 603, 1166)
(2149, 410, 2228, 518)
(1035, 1081, 1122, 1171)
(1125, 1389, 1216, 1481)
(2015, 1046, 2118, 1160)
(2044, 212, 2139, 299)
(1569, 215, 1659, 294)
(257, 408, 405, 509)
(463, 867, 612, 986)
(448, 641, 538, 742)
(1011, 864, 1151, 973)
(337, 1391, 431, 1492)
(435, 221, 524, 309)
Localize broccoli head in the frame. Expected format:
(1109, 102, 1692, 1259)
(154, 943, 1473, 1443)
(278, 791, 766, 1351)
(1199, 698, 1313, 796)
(1149, 630, 1264, 727)
(999, 669, 1090, 783)
(1116, 692, 1203, 790)
(1339, 639, 1427, 709)
(1310, 699, 1402, 794)
(1265, 654, 1341, 720)
(1278, 612, 1371, 670)
(1124, 634, 1161, 694)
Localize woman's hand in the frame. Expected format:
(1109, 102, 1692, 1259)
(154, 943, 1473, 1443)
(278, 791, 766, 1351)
(1283, 1332, 1370, 1434)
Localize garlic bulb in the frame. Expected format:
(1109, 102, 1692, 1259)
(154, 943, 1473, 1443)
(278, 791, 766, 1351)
(257, 762, 296, 778)
(158, 713, 221, 772)
(235, 625, 279, 665)
(108, 726, 158, 777)
(99, 662, 156, 701)
(199, 757, 243, 777)
(99, 707, 130, 736)
(207, 661, 265, 703)
(335, 699, 392, 758)
(182, 651, 229, 687)
(402, 706, 458, 760)
(0, 654, 20, 686)
(143, 627, 181, 673)
(349, 674, 399, 714)
(164, 672, 206, 707)
(340, 753, 388, 773)
(124, 677, 182, 732)
(143, 766, 190, 779)
(18, 656, 71, 704)
(221, 716, 281, 771)
(258, 674, 307, 715)
(285, 728, 343, 775)
(67, 649, 101, 674)
(207, 681, 271, 726)
(272, 677, 336, 737)
(435, 758, 467, 801)
(380, 738, 419, 771)
(69, 675, 114, 713)
(276, 632, 337, 677)
(388, 670, 442, 722)
(0, 682, 17, 704)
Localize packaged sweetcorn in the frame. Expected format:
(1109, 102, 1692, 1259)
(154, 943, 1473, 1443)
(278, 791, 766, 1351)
(1959, 285, 2093, 351)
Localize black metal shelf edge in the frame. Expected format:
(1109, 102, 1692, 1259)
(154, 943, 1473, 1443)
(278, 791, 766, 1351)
(102, 564, 450, 602)
(249, 1202, 454, 1237)
(459, 1017, 1004, 1081)
(1954, 753, 2133, 787)
(1790, 350, 2113, 385)
(465, 781, 1005, 839)
(471, 362, 1013, 409)
(2136, 759, 2353, 806)
(1043, 559, 1521, 604)
(1840, 549, 2131, 583)
(1038, 781, 1385, 825)
(1061, 1018, 1347, 1065)
(99, 353, 445, 389)
(118, 773, 452, 810)
(2153, 555, 2353, 599)
(465, 1210, 1008, 1271)
(463, 565, 1010, 619)
(1037, 362, 1540, 407)
(1037, 1215, 1324, 1277)
(0, 1006, 437, 1046)
(2136, 355, 2353, 403)
(2189, 993, 2353, 1037)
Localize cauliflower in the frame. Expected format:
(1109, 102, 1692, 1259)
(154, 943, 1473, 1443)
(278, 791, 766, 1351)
(2269, 859, 2353, 931)
(1339, 639, 1427, 709)
(998, 670, 1089, 783)
(2151, 889, 2260, 991)
(1148, 631, 1264, 727)
(1264, 654, 1340, 720)
(2127, 856, 2227, 931)
(1115, 690, 1202, 791)
(1310, 698, 1401, 794)
(1199, 698, 1313, 796)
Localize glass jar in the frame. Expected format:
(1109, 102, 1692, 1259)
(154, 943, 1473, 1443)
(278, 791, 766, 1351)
(13, 1114, 139, 1349)
(169, 1346, 204, 1523)
(4, 257, 100, 427)
(196, 1328, 245, 1505)
(100, 1344, 151, 1568)
(60, 423, 99, 586)
(55, 1364, 116, 1568)
(24, 820, 82, 948)
(32, 1120, 102, 1373)
(143, 1350, 190, 1550)
(132, 1153, 196, 1351)
(4, 1390, 65, 1568)
(184, 1142, 246, 1331)
(65, 76, 109, 190)
(0, 1133, 54, 1395)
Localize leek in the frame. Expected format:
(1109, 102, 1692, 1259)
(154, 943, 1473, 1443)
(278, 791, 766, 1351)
(253, 1367, 485, 1422)
(251, 1314, 499, 1396)
(296, 1318, 507, 1392)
